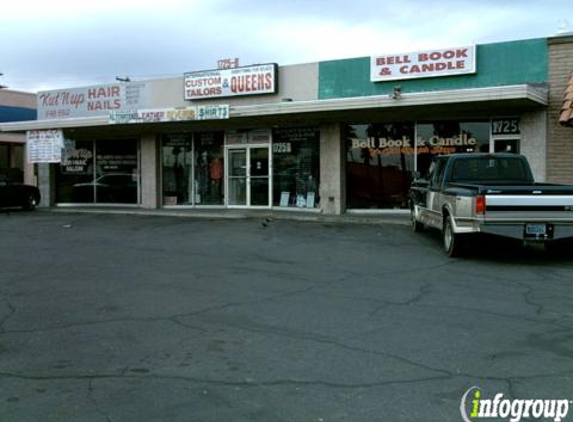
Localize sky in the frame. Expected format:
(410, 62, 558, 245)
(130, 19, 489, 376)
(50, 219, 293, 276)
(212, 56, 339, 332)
(1, 0, 572, 92)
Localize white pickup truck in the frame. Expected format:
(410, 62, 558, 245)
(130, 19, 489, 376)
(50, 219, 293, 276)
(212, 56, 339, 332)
(410, 153, 573, 256)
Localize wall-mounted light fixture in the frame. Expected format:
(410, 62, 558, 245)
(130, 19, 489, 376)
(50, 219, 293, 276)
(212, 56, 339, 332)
(390, 86, 402, 99)
(115, 76, 131, 82)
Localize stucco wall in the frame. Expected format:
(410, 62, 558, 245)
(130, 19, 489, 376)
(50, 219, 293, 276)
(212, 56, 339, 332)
(319, 39, 548, 99)
(520, 110, 547, 182)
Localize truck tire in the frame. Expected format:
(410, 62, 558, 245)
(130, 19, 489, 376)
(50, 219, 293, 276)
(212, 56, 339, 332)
(410, 207, 424, 232)
(443, 215, 465, 257)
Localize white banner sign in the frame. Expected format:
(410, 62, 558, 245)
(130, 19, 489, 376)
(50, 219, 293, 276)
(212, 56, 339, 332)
(109, 105, 230, 124)
(184, 64, 278, 100)
(26, 130, 64, 163)
(37, 82, 148, 120)
(371, 45, 476, 82)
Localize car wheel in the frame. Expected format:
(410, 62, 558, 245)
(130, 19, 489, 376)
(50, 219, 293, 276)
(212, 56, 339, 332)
(23, 194, 37, 211)
(443, 215, 465, 257)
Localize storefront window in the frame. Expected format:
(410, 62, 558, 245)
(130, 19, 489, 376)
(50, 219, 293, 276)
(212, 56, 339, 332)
(346, 121, 491, 209)
(162, 135, 192, 205)
(56, 139, 138, 204)
(95, 141, 138, 203)
(346, 123, 415, 209)
(272, 127, 320, 208)
(57, 140, 95, 203)
(0, 143, 24, 182)
(416, 121, 490, 177)
(195, 132, 224, 206)
(161, 132, 224, 206)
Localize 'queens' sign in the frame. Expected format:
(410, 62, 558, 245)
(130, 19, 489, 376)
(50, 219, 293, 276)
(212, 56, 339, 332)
(371, 45, 476, 82)
(184, 63, 278, 100)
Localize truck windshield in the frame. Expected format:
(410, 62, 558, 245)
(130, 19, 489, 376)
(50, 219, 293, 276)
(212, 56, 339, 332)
(450, 157, 532, 184)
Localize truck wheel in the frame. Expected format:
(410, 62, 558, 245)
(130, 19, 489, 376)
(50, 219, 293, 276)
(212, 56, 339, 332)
(410, 207, 424, 232)
(443, 215, 465, 257)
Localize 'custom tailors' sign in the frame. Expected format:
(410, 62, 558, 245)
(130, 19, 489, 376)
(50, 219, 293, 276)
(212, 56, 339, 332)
(184, 64, 278, 100)
(371, 45, 476, 82)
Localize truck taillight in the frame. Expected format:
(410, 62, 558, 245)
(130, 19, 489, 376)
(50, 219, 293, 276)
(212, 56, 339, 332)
(476, 195, 486, 215)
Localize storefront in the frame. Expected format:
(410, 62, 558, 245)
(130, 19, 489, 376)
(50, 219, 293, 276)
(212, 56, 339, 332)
(2, 35, 570, 215)
(345, 118, 522, 209)
(160, 127, 320, 209)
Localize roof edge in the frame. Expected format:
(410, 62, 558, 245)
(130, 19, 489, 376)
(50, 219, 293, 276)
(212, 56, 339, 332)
(1, 84, 547, 132)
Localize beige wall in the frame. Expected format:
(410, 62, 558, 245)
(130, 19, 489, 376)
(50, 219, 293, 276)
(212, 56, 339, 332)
(547, 35, 573, 183)
(0, 89, 36, 108)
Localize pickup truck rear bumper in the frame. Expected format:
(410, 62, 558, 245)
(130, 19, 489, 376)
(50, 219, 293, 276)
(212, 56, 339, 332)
(453, 217, 573, 241)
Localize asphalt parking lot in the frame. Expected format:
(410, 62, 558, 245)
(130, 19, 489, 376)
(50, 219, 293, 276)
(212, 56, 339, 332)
(1, 210, 573, 422)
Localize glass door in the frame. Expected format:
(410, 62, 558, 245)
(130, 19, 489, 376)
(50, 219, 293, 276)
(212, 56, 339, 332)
(226, 146, 271, 207)
(228, 149, 247, 206)
(249, 147, 269, 206)
(494, 139, 520, 154)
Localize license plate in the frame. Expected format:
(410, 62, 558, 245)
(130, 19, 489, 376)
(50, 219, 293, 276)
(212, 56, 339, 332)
(525, 224, 547, 236)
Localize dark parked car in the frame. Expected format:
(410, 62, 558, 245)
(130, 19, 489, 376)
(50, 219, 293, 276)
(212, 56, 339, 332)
(0, 174, 41, 210)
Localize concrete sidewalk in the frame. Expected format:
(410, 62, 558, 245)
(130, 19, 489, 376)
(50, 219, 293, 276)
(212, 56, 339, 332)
(40, 206, 411, 225)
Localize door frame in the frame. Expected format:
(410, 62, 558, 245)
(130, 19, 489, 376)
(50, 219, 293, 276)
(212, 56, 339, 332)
(225, 143, 272, 209)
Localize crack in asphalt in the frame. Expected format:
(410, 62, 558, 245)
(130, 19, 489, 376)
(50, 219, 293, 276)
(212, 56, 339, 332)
(87, 378, 114, 422)
(367, 282, 434, 318)
(0, 296, 16, 334)
(0, 274, 347, 336)
(3, 368, 573, 391)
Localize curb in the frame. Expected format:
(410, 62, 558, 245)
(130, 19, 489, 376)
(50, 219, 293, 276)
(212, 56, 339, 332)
(39, 207, 411, 226)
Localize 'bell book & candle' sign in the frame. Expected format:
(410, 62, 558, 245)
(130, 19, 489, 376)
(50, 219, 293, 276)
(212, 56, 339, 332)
(371, 45, 476, 82)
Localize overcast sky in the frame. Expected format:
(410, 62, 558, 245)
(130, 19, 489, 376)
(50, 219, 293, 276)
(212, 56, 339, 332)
(2, 0, 572, 92)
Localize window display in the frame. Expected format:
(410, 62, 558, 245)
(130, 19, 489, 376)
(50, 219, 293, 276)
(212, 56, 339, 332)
(162, 136, 192, 205)
(161, 131, 224, 206)
(346, 123, 415, 209)
(346, 121, 491, 209)
(416, 121, 490, 177)
(194, 132, 224, 205)
(272, 127, 319, 208)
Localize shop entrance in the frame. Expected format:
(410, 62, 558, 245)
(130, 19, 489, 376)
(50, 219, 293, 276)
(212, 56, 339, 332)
(494, 139, 520, 153)
(226, 145, 271, 207)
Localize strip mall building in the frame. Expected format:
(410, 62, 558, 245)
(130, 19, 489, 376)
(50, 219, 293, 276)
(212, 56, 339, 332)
(2, 35, 573, 214)
(0, 90, 36, 185)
